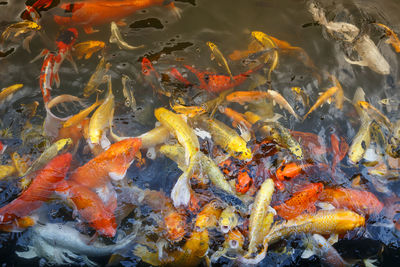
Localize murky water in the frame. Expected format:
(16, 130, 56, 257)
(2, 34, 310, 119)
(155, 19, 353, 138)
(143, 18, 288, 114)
(0, 0, 400, 266)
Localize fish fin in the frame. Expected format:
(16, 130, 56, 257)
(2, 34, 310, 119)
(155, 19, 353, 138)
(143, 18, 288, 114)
(210, 54, 215, 61)
(83, 26, 99, 34)
(22, 33, 35, 53)
(171, 169, 191, 207)
(364, 258, 378, 267)
(301, 249, 315, 259)
(315, 201, 336, 210)
(194, 128, 212, 139)
(238, 124, 251, 142)
(116, 20, 127, 27)
(54, 72, 60, 88)
(327, 233, 338, 245)
(96, 183, 117, 212)
(169, 4, 182, 20)
(67, 53, 78, 73)
(100, 132, 111, 150)
(30, 49, 49, 63)
(327, 97, 332, 104)
(344, 55, 368, 67)
(16, 246, 37, 259)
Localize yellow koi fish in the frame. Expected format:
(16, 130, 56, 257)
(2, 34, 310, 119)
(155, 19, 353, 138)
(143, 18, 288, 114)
(358, 101, 392, 129)
(73, 40, 105, 59)
(193, 116, 252, 160)
(154, 107, 200, 207)
(171, 102, 205, 118)
(0, 165, 16, 180)
(110, 22, 144, 50)
(88, 76, 115, 146)
(304, 86, 339, 120)
(207, 41, 234, 79)
(0, 84, 23, 103)
(245, 111, 303, 160)
(83, 57, 111, 98)
(63, 98, 102, 128)
(251, 31, 279, 81)
(219, 206, 239, 233)
(246, 178, 275, 257)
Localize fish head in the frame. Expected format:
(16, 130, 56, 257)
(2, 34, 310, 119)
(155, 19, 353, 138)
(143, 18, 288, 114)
(141, 57, 156, 76)
(207, 41, 216, 50)
(236, 169, 252, 193)
(164, 211, 186, 241)
(56, 27, 78, 51)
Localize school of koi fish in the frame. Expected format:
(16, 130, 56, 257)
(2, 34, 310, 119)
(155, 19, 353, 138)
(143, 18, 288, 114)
(0, 0, 400, 266)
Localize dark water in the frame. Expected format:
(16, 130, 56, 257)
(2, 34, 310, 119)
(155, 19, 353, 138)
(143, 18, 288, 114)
(0, 0, 400, 266)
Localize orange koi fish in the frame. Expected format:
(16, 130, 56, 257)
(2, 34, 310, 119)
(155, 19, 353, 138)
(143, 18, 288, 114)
(142, 189, 187, 242)
(170, 64, 263, 93)
(330, 133, 349, 171)
(0, 153, 72, 226)
(54, 0, 180, 34)
(319, 188, 384, 215)
(73, 40, 105, 60)
(273, 183, 324, 220)
(374, 23, 400, 53)
(276, 162, 314, 181)
(226, 91, 270, 105)
(70, 138, 142, 189)
(236, 167, 253, 194)
(56, 180, 117, 237)
(219, 107, 252, 130)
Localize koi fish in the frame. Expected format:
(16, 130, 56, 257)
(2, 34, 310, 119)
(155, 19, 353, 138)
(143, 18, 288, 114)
(207, 41, 234, 79)
(88, 77, 114, 146)
(319, 188, 384, 215)
(155, 107, 199, 207)
(139, 125, 171, 149)
(63, 98, 102, 128)
(246, 111, 303, 160)
(331, 133, 349, 171)
(219, 107, 252, 141)
(275, 162, 314, 181)
(1, 21, 41, 52)
(73, 40, 105, 59)
(348, 120, 372, 164)
(38, 52, 56, 104)
(52, 28, 79, 82)
(110, 21, 144, 50)
(70, 137, 142, 189)
(16, 222, 136, 266)
(358, 101, 392, 129)
(121, 75, 137, 111)
(141, 189, 187, 241)
(56, 180, 117, 237)
(0, 165, 16, 180)
(246, 179, 275, 257)
(21, 0, 60, 22)
(274, 183, 324, 220)
(11, 152, 29, 177)
(0, 84, 23, 104)
(21, 138, 72, 187)
(219, 206, 239, 233)
(54, 0, 181, 34)
(226, 91, 270, 105)
(171, 64, 262, 93)
(375, 23, 400, 53)
(0, 153, 72, 226)
(303, 86, 339, 120)
(242, 209, 365, 264)
(236, 167, 252, 194)
(193, 115, 252, 160)
(251, 31, 279, 81)
(171, 102, 206, 118)
(84, 57, 110, 98)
